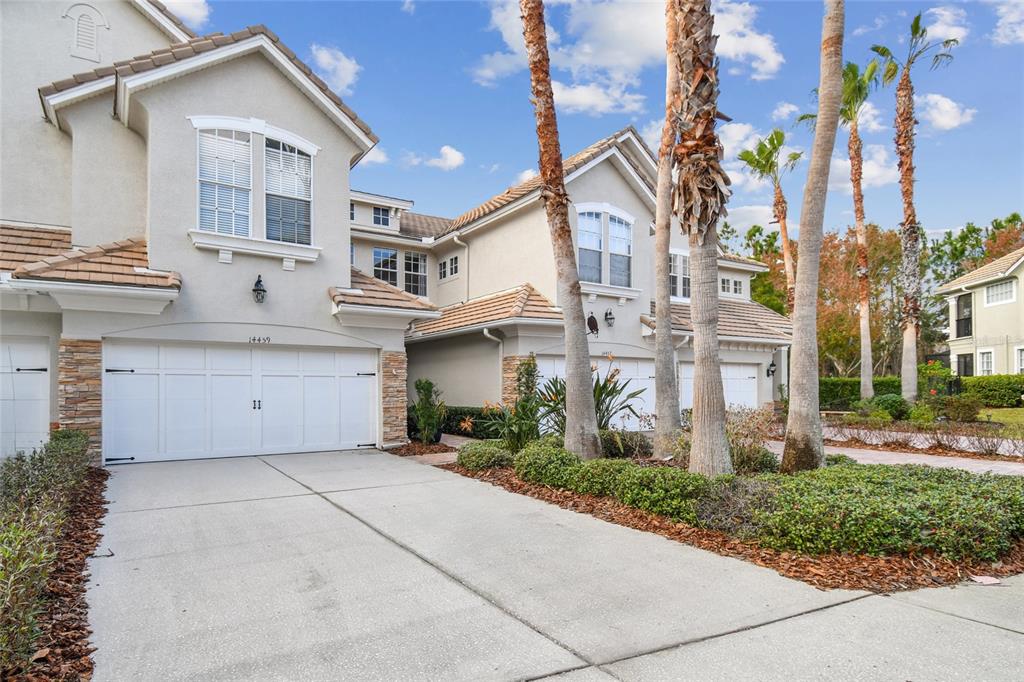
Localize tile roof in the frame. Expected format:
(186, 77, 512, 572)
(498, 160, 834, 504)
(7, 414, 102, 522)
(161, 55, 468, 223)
(329, 268, 436, 311)
(0, 225, 72, 272)
(642, 299, 792, 342)
(11, 236, 181, 289)
(936, 245, 1024, 293)
(719, 251, 767, 269)
(142, 0, 197, 39)
(447, 126, 644, 232)
(411, 284, 561, 337)
(38, 25, 377, 143)
(400, 212, 453, 239)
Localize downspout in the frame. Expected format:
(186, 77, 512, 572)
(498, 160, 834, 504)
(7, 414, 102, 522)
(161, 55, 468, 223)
(482, 328, 503, 403)
(453, 233, 469, 304)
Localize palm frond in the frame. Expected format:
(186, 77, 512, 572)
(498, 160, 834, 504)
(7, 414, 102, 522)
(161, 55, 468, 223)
(795, 112, 818, 131)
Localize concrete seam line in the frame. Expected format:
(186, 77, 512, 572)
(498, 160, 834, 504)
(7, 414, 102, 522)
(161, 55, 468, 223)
(256, 456, 596, 669)
(590, 593, 877, 669)
(890, 598, 1024, 636)
(109, 492, 317, 514)
(315, 478, 458, 494)
(524, 663, 617, 682)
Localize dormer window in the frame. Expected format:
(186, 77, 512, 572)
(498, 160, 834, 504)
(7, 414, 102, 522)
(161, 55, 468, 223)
(373, 206, 390, 227)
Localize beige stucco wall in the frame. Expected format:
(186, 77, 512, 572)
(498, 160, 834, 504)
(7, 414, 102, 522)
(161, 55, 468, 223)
(947, 274, 1024, 374)
(406, 334, 501, 406)
(0, 0, 170, 228)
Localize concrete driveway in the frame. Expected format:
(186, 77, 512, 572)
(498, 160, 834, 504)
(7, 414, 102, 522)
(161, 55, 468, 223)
(89, 451, 1024, 681)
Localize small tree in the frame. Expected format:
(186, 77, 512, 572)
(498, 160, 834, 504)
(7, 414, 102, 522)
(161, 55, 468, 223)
(412, 378, 447, 444)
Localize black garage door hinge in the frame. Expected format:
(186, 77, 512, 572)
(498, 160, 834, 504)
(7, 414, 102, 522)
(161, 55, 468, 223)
(106, 456, 136, 462)
(357, 442, 376, 447)
(105, 368, 135, 373)
(357, 372, 376, 376)
(15, 367, 47, 372)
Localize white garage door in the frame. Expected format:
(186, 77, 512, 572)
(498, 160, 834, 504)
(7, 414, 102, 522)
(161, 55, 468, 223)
(535, 355, 654, 430)
(1, 336, 50, 458)
(679, 362, 759, 410)
(103, 342, 378, 463)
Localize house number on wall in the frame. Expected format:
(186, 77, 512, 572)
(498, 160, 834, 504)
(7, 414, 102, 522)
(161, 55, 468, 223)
(248, 336, 272, 344)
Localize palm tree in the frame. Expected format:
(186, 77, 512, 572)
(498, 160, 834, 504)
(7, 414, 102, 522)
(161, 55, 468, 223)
(670, 0, 732, 476)
(872, 14, 958, 402)
(738, 130, 802, 310)
(519, 0, 601, 459)
(781, 0, 845, 473)
(654, 0, 683, 458)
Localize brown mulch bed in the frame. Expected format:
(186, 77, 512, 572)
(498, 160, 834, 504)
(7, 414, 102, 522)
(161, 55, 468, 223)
(387, 441, 456, 457)
(443, 464, 1024, 593)
(823, 438, 1024, 463)
(9, 467, 110, 682)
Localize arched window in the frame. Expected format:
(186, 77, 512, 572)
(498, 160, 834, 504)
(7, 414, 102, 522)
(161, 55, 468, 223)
(63, 4, 108, 63)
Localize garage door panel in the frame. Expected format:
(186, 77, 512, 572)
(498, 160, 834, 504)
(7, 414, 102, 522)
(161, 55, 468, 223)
(261, 349, 301, 372)
(209, 374, 254, 453)
(1, 337, 51, 457)
(164, 374, 206, 456)
(679, 362, 758, 410)
(336, 349, 377, 375)
(207, 347, 251, 371)
(339, 376, 375, 446)
(261, 375, 302, 450)
(106, 342, 158, 370)
(161, 345, 205, 370)
(301, 350, 335, 373)
(105, 373, 159, 459)
(303, 375, 339, 447)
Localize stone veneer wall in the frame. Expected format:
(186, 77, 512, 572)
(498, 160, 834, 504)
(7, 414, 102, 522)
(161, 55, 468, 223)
(381, 351, 408, 445)
(501, 355, 526, 405)
(58, 338, 102, 462)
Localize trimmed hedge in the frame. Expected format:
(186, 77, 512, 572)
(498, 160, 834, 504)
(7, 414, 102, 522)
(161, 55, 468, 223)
(441, 406, 489, 436)
(819, 377, 901, 410)
(456, 441, 512, 470)
(962, 375, 1024, 408)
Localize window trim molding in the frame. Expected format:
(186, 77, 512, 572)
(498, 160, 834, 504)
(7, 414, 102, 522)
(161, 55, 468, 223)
(264, 136, 315, 247)
(189, 116, 321, 156)
(188, 229, 321, 265)
(403, 251, 428, 297)
(976, 347, 996, 376)
(1015, 345, 1024, 375)
(194, 127, 254, 240)
(372, 246, 400, 287)
(983, 279, 1016, 307)
(574, 202, 636, 226)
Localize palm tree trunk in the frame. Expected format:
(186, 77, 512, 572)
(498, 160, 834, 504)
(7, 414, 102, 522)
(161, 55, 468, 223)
(671, 0, 732, 476)
(781, 0, 845, 473)
(774, 182, 796, 311)
(654, 0, 683, 458)
(895, 67, 919, 402)
(520, 0, 600, 460)
(849, 118, 874, 400)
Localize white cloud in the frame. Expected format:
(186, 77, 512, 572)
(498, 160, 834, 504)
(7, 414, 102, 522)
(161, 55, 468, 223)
(516, 168, 539, 184)
(924, 6, 969, 43)
(714, 0, 785, 80)
(915, 93, 977, 130)
(858, 101, 887, 133)
(310, 44, 361, 96)
(163, 1, 210, 30)
(718, 122, 761, 161)
(361, 147, 389, 165)
(853, 15, 888, 36)
(425, 145, 465, 171)
(727, 205, 776, 234)
(828, 144, 899, 194)
(640, 119, 662, 154)
(482, 163, 501, 174)
(990, 0, 1024, 45)
(551, 81, 644, 115)
(771, 101, 798, 121)
(401, 0, 415, 15)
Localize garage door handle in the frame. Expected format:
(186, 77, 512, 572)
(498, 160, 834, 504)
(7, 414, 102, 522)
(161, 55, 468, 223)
(252, 400, 262, 410)
(357, 372, 376, 376)
(15, 367, 47, 372)
(105, 368, 135, 373)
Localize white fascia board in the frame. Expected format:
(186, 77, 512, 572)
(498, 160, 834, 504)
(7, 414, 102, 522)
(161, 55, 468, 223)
(405, 317, 564, 343)
(940, 257, 1024, 294)
(117, 35, 374, 152)
(332, 303, 440, 330)
(350, 190, 414, 210)
(349, 228, 429, 247)
(579, 281, 643, 300)
(720, 259, 768, 273)
(616, 129, 658, 172)
(188, 115, 321, 156)
(130, 0, 192, 41)
(4, 278, 177, 314)
(41, 76, 116, 130)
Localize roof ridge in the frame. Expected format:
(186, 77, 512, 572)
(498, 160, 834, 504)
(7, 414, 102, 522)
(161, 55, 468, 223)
(510, 284, 532, 317)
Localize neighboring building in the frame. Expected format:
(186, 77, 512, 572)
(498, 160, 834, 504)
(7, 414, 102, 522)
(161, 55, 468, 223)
(937, 245, 1024, 377)
(0, 1, 439, 461)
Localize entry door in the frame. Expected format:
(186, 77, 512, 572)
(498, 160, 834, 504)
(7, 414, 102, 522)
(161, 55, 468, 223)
(0, 336, 50, 457)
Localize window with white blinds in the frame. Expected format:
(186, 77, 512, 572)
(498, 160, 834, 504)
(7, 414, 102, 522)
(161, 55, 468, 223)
(265, 138, 312, 245)
(669, 254, 690, 298)
(609, 214, 632, 287)
(198, 129, 252, 237)
(577, 211, 602, 284)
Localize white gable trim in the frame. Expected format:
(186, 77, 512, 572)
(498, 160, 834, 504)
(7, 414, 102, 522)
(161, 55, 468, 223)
(187, 115, 321, 156)
(616, 129, 658, 172)
(41, 76, 116, 131)
(130, 0, 192, 42)
(113, 35, 374, 152)
(565, 148, 656, 208)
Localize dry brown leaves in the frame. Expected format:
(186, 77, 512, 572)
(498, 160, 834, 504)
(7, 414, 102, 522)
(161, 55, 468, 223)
(8, 467, 110, 682)
(824, 438, 1024, 464)
(444, 465, 1024, 593)
(387, 442, 456, 457)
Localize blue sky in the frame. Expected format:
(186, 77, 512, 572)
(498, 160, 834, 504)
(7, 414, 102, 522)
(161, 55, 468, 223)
(175, 1, 1023, 239)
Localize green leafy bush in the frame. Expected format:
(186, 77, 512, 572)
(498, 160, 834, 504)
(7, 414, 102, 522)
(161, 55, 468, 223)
(611, 466, 714, 524)
(567, 458, 635, 496)
(512, 441, 580, 487)
(599, 429, 652, 458)
(540, 365, 645, 433)
(938, 394, 982, 423)
(819, 376, 901, 410)
(962, 375, 1024, 408)
(824, 453, 858, 466)
(455, 441, 513, 470)
(908, 403, 936, 426)
(441, 406, 488, 436)
(411, 379, 447, 444)
(871, 394, 911, 420)
(482, 358, 543, 453)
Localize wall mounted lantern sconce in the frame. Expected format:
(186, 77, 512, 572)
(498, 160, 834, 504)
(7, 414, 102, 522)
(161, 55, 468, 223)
(604, 308, 615, 327)
(252, 275, 267, 303)
(766, 360, 777, 378)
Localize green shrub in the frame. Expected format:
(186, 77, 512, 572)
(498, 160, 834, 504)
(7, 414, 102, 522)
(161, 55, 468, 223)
(611, 466, 714, 524)
(819, 376, 901, 410)
(732, 447, 780, 474)
(962, 375, 1024, 408)
(908, 403, 936, 426)
(939, 394, 982, 422)
(871, 394, 911, 420)
(824, 453, 858, 466)
(411, 379, 447, 444)
(567, 458, 635, 497)
(540, 366, 645, 433)
(456, 441, 513, 470)
(599, 429, 652, 458)
(441, 406, 488, 436)
(512, 441, 580, 487)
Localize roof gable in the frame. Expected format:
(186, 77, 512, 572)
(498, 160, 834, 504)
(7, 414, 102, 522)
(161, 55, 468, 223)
(329, 268, 435, 312)
(410, 284, 560, 338)
(937, 245, 1024, 293)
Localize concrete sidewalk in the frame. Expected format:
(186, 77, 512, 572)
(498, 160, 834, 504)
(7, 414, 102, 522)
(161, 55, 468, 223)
(88, 451, 1024, 681)
(767, 440, 1024, 476)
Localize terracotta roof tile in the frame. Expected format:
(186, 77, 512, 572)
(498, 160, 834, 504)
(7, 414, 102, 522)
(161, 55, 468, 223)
(936, 245, 1024, 293)
(10, 235, 181, 289)
(0, 225, 72, 272)
(329, 268, 436, 311)
(400, 212, 453, 239)
(38, 26, 377, 144)
(411, 284, 561, 337)
(719, 251, 767, 269)
(642, 299, 792, 342)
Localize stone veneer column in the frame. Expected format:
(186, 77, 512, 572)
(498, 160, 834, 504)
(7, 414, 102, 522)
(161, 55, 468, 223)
(381, 351, 408, 445)
(501, 355, 525, 405)
(58, 338, 102, 462)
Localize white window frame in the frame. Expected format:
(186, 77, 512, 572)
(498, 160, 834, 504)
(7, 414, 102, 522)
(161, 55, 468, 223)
(669, 250, 691, 301)
(404, 251, 428, 297)
(608, 213, 633, 288)
(373, 246, 399, 286)
(977, 348, 995, 376)
(350, 202, 355, 221)
(195, 128, 253, 238)
(373, 206, 391, 227)
(448, 255, 459, 277)
(573, 203, 636, 289)
(984, 279, 1016, 307)
(264, 137, 313, 246)
(733, 279, 743, 295)
(1015, 345, 1024, 375)
(438, 258, 448, 280)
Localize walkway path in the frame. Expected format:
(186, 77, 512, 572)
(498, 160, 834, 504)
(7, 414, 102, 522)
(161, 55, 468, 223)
(768, 440, 1024, 476)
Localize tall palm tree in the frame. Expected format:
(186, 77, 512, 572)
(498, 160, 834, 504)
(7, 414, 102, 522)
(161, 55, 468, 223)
(654, 0, 683, 458)
(519, 0, 601, 459)
(738, 130, 802, 310)
(872, 14, 958, 402)
(671, 0, 732, 476)
(781, 0, 845, 473)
